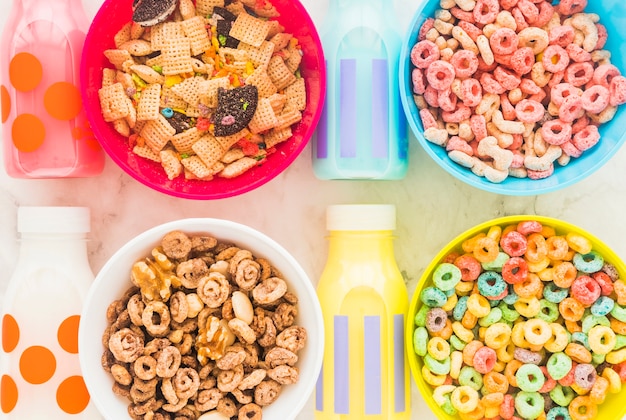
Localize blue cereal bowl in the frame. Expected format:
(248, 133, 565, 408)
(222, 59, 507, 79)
(399, 0, 626, 195)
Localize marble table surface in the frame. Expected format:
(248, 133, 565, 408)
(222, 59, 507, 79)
(4, 0, 626, 419)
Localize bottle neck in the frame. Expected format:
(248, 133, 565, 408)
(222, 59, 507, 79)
(18, 232, 89, 260)
(329, 0, 385, 9)
(326, 230, 396, 260)
(13, 0, 85, 18)
(16, 0, 81, 7)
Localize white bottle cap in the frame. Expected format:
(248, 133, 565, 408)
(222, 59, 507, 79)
(326, 204, 396, 231)
(18, 206, 91, 233)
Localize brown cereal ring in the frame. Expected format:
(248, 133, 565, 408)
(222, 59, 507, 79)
(161, 230, 192, 260)
(171, 317, 199, 334)
(176, 258, 210, 289)
(216, 245, 240, 261)
(258, 317, 277, 348)
(265, 346, 298, 368)
(238, 403, 263, 420)
(174, 367, 201, 399)
(156, 346, 182, 378)
(200, 376, 217, 390)
(221, 298, 235, 321)
(102, 349, 117, 372)
(177, 333, 194, 355)
(143, 337, 170, 355)
(199, 361, 216, 380)
(107, 299, 125, 324)
(102, 327, 114, 352)
(242, 344, 260, 370)
(254, 379, 282, 406)
(282, 291, 299, 305)
(170, 290, 189, 323)
(162, 397, 188, 413)
(194, 388, 223, 411)
(267, 365, 299, 385)
(112, 309, 131, 329)
(198, 272, 231, 308)
(216, 345, 247, 370)
(228, 318, 257, 344)
(250, 307, 268, 336)
(112, 381, 131, 398)
(130, 379, 157, 403)
(252, 277, 287, 304)
(142, 301, 171, 337)
(256, 258, 273, 281)
(217, 364, 244, 393)
(229, 249, 254, 276)
(238, 369, 267, 390)
(133, 355, 158, 380)
(232, 388, 254, 405)
(217, 395, 238, 418)
(276, 326, 307, 353)
(234, 259, 262, 291)
(182, 354, 199, 370)
(128, 397, 162, 417)
(172, 405, 198, 419)
(127, 294, 145, 326)
(273, 303, 298, 331)
(161, 377, 180, 405)
(111, 363, 133, 386)
(191, 235, 218, 253)
(109, 327, 145, 363)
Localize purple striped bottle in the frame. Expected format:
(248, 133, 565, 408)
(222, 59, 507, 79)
(312, 0, 408, 180)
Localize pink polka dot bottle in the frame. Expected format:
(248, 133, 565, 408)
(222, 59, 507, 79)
(0, 0, 105, 178)
(1, 207, 101, 418)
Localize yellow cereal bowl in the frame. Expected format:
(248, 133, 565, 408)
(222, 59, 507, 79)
(406, 215, 626, 420)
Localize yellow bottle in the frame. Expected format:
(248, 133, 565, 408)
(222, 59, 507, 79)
(315, 204, 410, 419)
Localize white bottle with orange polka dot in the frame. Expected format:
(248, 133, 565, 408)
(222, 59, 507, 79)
(0, 0, 105, 178)
(1, 207, 101, 418)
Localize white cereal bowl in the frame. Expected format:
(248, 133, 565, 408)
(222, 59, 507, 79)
(78, 218, 324, 420)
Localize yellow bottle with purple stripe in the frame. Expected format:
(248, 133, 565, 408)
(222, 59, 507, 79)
(315, 205, 410, 419)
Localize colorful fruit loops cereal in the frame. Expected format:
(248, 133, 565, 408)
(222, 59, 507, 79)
(412, 219, 626, 420)
(102, 230, 307, 419)
(98, 0, 307, 181)
(409, 0, 626, 183)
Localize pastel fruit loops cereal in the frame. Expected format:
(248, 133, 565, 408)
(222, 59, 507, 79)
(412, 219, 626, 420)
(98, 0, 306, 181)
(409, 0, 626, 183)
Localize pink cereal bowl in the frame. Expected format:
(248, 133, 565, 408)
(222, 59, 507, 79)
(80, 0, 325, 200)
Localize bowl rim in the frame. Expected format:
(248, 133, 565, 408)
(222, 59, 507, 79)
(398, 3, 626, 196)
(405, 214, 626, 420)
(78, 217, 324, 420)
(80, 0, 326, 200)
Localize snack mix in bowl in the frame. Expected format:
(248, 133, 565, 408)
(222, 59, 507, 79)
(79, 219, 323, 420)
(401, 0, 626, 194)
(407, 216, 626, 420)
(98, 0, 307, 181)
(102, 229, 307, 419)
(81, 0, 325, 199)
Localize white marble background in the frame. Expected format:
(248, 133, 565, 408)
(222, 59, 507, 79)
(3, 0, 626, 419)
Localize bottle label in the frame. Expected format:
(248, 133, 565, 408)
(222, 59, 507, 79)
(316, 312, 407, 416)
(1, 268, 92, 418)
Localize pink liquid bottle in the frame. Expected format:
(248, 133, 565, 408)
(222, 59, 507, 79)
(1, 0, 105, 178)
